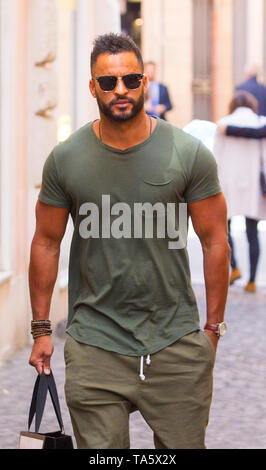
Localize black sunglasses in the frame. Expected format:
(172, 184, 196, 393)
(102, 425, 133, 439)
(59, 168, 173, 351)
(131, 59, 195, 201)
(94, 73, 145, 92)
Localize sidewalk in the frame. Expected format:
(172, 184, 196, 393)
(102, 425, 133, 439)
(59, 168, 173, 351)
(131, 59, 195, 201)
(0, 283, 266, 449)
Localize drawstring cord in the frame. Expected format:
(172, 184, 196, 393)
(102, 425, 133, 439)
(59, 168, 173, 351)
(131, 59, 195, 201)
(139, 355, 151, 381)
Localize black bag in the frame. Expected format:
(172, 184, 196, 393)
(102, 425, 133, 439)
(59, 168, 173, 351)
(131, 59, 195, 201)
(19, 370, 73, 449)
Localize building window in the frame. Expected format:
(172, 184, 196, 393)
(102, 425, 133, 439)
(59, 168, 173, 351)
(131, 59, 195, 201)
(121, 0, 142, 48)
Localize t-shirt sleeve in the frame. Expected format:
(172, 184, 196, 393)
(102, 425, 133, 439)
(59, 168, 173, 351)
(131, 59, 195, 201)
(184, 141, 222, 203)
(38, 151, 72, 208)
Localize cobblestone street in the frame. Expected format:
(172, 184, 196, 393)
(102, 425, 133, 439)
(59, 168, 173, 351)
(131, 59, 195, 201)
(0, 283, 266, 449)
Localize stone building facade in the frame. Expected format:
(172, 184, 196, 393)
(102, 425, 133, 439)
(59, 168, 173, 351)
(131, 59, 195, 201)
(141, 0, 266, 126)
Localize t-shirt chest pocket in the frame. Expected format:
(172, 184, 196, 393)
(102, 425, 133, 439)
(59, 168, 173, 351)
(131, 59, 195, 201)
(137, 178, 175, 205)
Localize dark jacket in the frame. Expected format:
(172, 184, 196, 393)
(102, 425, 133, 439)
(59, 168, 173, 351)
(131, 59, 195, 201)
(226, 124, 266, 139)
(236, 76, 266, 116)
(146, 82, 173, 120)
(158, 83, 172, 120)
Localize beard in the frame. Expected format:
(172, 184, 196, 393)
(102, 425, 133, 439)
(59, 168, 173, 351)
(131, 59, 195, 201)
(95, 90, 145, 122)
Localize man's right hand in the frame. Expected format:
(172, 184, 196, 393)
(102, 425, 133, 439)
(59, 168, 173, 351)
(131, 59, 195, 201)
(29, 335, 54, 375)
(28, 201, 69, 375)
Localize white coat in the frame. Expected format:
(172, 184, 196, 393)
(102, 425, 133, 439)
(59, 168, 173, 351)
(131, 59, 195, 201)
(213, 107, 266, 220)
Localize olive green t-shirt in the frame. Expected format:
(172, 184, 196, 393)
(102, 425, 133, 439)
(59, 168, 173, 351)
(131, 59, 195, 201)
(38, 118, 221, 356)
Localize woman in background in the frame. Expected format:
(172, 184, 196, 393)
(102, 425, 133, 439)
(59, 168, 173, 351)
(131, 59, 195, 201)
(214, 91, 266, 293)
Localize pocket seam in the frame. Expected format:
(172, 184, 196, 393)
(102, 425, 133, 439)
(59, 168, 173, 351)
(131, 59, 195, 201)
(142, 179, 173, 186)
(202, 331, 216, 363)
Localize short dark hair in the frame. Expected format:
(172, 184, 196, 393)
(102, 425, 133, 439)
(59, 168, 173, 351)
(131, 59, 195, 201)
(229, 90, 258, 114)
(90, 33, 144, 72)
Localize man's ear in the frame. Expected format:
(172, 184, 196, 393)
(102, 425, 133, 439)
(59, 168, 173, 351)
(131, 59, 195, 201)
(143, 74, 149, 95)
(89, 78, 97, 98)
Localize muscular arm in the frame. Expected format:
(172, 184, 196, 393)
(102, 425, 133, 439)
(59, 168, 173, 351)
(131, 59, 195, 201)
(188, 193, 230, 351)
(29, 200, 69, 374)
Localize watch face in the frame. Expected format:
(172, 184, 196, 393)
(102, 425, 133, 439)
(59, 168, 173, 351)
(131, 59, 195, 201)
(218, 322, 227, 337)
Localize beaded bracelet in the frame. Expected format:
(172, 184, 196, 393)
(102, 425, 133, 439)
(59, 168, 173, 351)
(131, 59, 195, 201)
(32, 331, 52, 340)
(31, 319, 52, 339)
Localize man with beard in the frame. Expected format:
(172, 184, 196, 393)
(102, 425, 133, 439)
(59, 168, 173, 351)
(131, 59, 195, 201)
(29, 33, 230, 449)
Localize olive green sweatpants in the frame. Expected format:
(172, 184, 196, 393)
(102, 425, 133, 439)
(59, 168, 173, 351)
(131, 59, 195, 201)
(64, 330, 215, 449)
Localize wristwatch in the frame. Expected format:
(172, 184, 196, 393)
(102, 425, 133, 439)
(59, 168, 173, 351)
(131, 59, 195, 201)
(204, 322, 227, 338)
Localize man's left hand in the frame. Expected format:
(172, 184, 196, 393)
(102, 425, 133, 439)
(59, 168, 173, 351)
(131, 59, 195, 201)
(204, 329, 219, 354)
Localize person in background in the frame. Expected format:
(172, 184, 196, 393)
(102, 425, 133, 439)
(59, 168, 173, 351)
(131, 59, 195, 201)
(236, 63, 266, 117)
(144, 61, 172, 120)
(214, 90, 266, 293)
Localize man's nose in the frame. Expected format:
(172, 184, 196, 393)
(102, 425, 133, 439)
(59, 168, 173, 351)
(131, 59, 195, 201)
(114, 77, 128, 95)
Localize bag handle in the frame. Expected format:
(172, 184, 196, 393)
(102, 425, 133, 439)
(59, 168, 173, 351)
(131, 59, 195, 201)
(28, 370, 64, 433)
